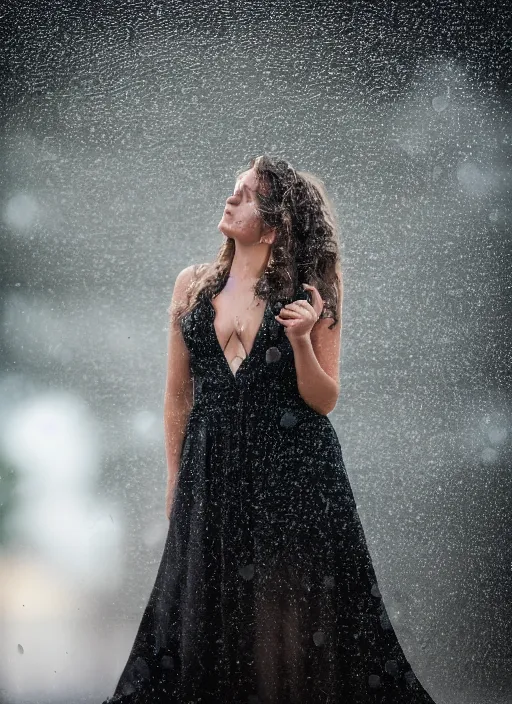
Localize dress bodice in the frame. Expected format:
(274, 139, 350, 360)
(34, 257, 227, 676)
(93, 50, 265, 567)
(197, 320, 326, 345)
(179, 288, 329, 428)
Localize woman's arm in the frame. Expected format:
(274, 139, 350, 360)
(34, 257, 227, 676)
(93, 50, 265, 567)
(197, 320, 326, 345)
(163, 265, 195, 518)
(290, 331, 340, 415)
(289, 265, 343, 416)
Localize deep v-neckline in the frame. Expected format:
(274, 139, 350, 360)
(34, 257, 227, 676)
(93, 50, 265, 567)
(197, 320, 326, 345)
(207, 295, 269, 380)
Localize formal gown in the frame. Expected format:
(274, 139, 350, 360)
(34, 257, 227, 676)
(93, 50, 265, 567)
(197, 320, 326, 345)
(101, 279, 437, 704)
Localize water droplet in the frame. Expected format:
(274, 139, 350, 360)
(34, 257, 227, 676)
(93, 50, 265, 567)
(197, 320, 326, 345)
(323, 575, 335, 589)
(456, 161, 496, 196)
(121, 681, 137, 695)
(265, 346, 281, 363)
(481, 447, 498, 463)
(404, 669, 417, 685)
(239, 563, 255, 580)
(379, 611, 392, 630)
(130, 656, 150, 682)
(488, 427, 507, 445)
(432, 95, 449, 112)
(280, 411, 297, 428)
(385, 659, 399, 676)
(161, 654, 174, 669)
(313, 630, 325, 646)
(368, 673, 381, 688)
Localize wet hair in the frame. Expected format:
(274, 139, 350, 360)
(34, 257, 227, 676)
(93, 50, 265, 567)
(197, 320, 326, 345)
(172, 154, 343, 329)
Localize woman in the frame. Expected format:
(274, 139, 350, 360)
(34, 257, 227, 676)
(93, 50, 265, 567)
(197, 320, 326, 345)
(102, 155, 437, 703)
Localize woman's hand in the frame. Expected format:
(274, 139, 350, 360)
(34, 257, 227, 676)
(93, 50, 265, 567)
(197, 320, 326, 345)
(274, 283, 324, 341)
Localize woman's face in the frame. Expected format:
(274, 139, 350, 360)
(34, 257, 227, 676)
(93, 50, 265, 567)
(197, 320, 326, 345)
(217, 167, 268, 244)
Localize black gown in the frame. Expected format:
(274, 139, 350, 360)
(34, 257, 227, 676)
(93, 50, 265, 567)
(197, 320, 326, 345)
(101, 283, 437, 704)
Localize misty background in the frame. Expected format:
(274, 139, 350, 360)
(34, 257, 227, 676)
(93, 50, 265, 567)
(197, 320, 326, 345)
(0, 1, 511, 702)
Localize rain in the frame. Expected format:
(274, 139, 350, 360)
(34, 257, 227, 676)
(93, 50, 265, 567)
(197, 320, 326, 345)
(0, 1, 511, 703)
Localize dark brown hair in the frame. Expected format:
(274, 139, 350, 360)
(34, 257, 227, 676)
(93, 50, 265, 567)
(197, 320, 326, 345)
(172, 154, 343, 329)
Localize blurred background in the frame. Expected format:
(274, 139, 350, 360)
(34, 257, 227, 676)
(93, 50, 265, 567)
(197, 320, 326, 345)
(0, 1, 511, 702)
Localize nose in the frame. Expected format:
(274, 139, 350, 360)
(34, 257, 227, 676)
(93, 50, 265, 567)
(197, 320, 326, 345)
(226, 191, 241, 207)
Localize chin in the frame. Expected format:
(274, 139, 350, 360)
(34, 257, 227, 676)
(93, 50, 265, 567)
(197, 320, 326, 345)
(218, 219, 235, 235)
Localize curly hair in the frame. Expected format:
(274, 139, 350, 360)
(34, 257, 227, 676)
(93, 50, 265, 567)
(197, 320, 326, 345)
(172, 154, 343, 330)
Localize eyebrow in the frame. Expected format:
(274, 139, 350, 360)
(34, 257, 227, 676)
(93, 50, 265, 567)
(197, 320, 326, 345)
(236, 182, 256, 196)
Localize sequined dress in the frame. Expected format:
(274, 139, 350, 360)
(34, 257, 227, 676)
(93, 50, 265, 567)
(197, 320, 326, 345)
(101, 283, 437, 704)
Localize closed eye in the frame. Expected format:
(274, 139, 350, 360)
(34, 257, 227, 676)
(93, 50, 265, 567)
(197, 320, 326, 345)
(234, 183, 251, 199)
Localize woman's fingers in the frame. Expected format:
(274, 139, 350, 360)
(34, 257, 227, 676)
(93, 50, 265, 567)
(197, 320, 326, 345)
(275, 284, 323, 327)
(283, 300, 317, 320)
(279, 303, 303, 318)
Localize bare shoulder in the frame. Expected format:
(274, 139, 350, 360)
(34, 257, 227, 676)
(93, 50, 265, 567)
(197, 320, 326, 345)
(168, 263, 211, 316)
(174, 262, 209, 289)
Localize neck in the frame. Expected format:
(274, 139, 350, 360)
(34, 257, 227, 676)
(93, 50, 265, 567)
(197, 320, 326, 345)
(229, 241, 271, 283)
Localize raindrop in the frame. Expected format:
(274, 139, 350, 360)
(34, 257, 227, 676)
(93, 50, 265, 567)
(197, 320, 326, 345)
(323, 575, 335, 589)
(238, 563, 255, 581)
(280, 411, 297, 428)
(313, 630, 325, 646)
(488, 427, 507, 445)
(370, 583, 381, 598)
(481, 447, 498, 463)
(368, 673, 381, 688)
(265, 346, 281, 363)
(456, 162, 495, 196)
(3, 193, 41, 230)
(130, 656, 150, 682)
(121, 681, 137, 695)
(432, 95, 449, 112)
(379, 611, 393, 630)
(385, 659, 399, 676)
(404, 669, 417, 685)
(161, 654, 174, 669)
(17, 644, 24, 654)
